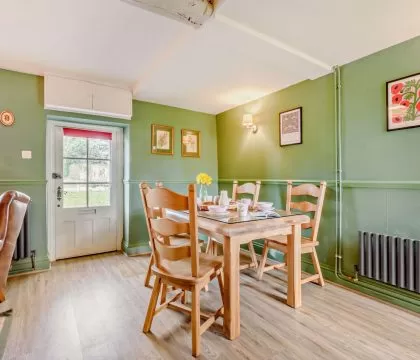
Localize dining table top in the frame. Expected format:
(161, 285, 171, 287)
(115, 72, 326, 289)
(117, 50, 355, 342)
(167, 208, 310, 241)
(198, 208, 304, 223)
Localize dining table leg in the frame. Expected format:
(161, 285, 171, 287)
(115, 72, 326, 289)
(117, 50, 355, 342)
(287, 223, 302, 308)
(223, 236, 240, 340)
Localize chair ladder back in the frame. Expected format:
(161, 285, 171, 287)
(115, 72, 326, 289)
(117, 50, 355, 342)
(140, 182, 200, 278)
(286, 181, 327, 242)
(188, 184, 199, 277)
(232, 180, 261, 207)
(286, 180, 293, 212)
(140, 183, 159, 264)
(311, 181, 327, 243)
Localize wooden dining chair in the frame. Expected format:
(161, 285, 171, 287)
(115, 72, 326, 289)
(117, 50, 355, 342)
(143, 182, 162, 288)
(141, 183, 224, 357)
(143, 182, 203, 288)
(205, 180, 261, 270)
(257, 181, 327, 286)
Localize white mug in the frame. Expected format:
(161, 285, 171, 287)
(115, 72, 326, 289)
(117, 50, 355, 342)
(219, 190, 230, 206)
(237, 202, 249, 217)
(240, 198, 252, 206)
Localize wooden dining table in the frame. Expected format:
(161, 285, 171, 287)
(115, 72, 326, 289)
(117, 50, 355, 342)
(167, 209, 310, 341)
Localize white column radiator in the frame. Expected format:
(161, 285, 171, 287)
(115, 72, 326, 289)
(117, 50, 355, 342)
(359, 231, 420, 294)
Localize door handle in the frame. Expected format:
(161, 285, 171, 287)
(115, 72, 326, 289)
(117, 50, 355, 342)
(57, 186, 62, 202)
(52, 172, 62, 179)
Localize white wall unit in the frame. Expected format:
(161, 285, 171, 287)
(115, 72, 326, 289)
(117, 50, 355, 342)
(92, 84, 132, 119)
(44, 75, 132, 120)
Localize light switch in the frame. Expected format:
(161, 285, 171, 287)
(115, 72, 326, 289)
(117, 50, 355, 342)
(21, 150, 32, 159)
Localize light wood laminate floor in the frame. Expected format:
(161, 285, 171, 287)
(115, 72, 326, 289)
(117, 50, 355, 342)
(0, 252, 419, 359)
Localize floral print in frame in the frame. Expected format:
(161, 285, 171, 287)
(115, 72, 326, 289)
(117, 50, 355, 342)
(387, 73, 420, 131)
(151, 124, 174, 155)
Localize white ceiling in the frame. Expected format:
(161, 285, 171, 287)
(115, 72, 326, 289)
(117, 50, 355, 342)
(1, 0, 420, 114)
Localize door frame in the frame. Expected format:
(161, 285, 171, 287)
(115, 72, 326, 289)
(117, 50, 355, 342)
(46, 119, 124, 261)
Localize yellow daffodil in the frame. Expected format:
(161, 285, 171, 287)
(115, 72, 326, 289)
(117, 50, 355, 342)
(196, 173, 212, 186)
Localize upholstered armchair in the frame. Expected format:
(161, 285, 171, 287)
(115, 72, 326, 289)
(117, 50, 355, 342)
(0, 191, 30, 302)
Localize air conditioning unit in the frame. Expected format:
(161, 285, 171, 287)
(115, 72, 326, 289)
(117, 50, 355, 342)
(122, 0, 218, 28)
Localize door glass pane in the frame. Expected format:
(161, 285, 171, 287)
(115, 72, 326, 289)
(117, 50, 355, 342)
(63, 159, 87, 182)
(88, 160, 110, 183)
(63, 184, 87, 208)
(89, 138, 111, 159)
(63, 136, 87, 158)
(89, 184, 110, 207)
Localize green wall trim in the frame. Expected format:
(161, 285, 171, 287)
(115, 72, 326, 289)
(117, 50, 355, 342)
(124, 179, 192, 184)
(219, 178, 336, 185)
(342, 180, 420, 189)
(0, 179, 47, 185)
(46, 114, 130, 129)
(9, 255, 51, 275)
(219, 178, 420, 190)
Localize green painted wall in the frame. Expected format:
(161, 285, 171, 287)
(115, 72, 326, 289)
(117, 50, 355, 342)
(0, 68, 218, 270)
(217, 74, 336, 180)
(216, 74, 338, 268)
(126, 101, 218, 254)
(216, 36, 420, 311)
(340, 36, 420, 279)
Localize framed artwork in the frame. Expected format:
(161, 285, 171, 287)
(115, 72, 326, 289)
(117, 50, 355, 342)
(387, 72, 420, 131)
(181, 129, 200, 158)
(151, 124, 174, 155)
(279, 107, 302, 146)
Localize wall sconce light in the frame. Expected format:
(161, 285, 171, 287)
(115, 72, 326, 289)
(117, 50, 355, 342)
(242, 114, 258, 133)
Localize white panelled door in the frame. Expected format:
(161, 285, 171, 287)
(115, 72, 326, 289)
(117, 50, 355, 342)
(52, 125, 122, 259)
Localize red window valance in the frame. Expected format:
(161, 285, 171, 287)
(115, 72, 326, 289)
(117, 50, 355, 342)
(63, 128, 112, 140)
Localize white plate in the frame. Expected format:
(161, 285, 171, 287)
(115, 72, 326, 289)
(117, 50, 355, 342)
(256, 206, 275, 211)
(208, 211, 230, 216)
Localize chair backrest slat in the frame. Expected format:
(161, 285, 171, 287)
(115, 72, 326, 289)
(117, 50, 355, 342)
(291, 183, 321, 198)
(140, 182, 199, 278)
(232, 180, 261, 207)
(302, 220, 315, 230)
(146, 187, 189, 211)
(286, 181, 327, 242)
(154, 241, 191, 261)
(150, 218, 190, 237)
(290, 201, 317, 213)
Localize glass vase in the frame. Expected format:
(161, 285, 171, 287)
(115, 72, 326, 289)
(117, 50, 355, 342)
(199, 184, 208, 203)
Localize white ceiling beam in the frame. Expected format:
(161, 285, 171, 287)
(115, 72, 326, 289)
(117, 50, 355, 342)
(215, 14, 332, 72)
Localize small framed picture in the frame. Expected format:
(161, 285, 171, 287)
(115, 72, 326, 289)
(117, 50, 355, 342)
(386, 72, 420, 131)
(151, 124, 174, 155)
(181, 129, 200, 158)
(279, 107, 302, 146)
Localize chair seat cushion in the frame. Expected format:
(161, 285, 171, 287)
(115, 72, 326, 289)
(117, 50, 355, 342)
(153, 253, 223, 284)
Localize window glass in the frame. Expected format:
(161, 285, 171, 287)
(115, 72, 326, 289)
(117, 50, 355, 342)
(62, 133, 112, 209)
(88, 160, 110, 183)
(88, 138, 111, 159)
(63, 136, 87, 158)
(63, 184, 87, 208)
(63, 159, 87, 183)
(89, 184, 111, 207)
